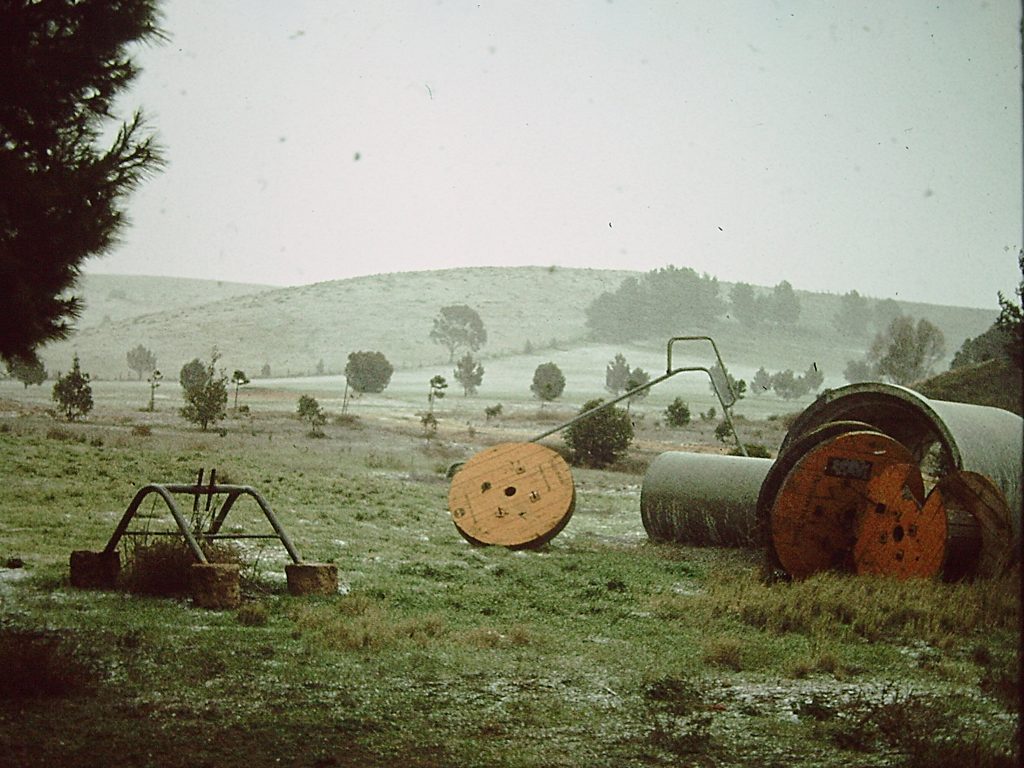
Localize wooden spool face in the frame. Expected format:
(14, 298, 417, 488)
(448, 442, 575, 548)
(770, 431, 922, 579)
(854, 463, 948, 579)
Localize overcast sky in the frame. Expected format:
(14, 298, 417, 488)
(87, 0, 1022, 309)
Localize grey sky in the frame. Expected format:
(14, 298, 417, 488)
(88, 0, 1022, 309)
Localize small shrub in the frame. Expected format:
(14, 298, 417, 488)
(664, 397, 691, 427)
(563, 398, 634, 468)
(728, 443, 772, 458)
(121, 540, 241, 596)
(131, 424, 152, 437)
(702, 636, 744, 670)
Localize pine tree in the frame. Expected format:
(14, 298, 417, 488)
(52, 354, 93, 421)
(0, 1, 165, 365)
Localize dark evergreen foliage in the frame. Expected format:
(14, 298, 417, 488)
(584, 266, 725, 341)
(563, 398, 634, 468)
(0, 0, 165, 365)
(345, 350, 394, 394)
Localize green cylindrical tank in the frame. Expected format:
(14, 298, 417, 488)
(641, 452, 773, 546)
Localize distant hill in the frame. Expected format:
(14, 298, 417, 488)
(70, 274, 276, 329)
(36, 267, 998, 383)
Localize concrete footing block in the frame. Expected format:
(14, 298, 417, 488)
(70, 550, 120, 589)
(189, 563, 241, 609)
(286, 562, 338, 596)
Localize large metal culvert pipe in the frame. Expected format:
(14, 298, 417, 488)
(641, 452, 774, 546)
(779, 383, 1022, 546)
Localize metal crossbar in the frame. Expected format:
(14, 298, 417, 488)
(102, 479, 304, 564)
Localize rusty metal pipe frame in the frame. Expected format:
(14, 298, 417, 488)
(530, 336, 748, 456)
(779, 383, 1023, 544)
(102, 483, 304, 564)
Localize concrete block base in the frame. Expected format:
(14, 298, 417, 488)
(70, 550, 120, 589)
(189, 563, 241, 609)
(286, 562, 338, 596)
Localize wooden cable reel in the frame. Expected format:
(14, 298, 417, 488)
(767, 430, 922, 579)
(448, 442, 575, 549)
(854, 469, 1008, 580)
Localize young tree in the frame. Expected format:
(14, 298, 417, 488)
(345, 351, 393, 394)
(297, 395, 326, 437)
(843, 359, 877, 384)
(427, 374, 447, 413)
(664, 397, 691, 427)
(231, 370, 250, 409)
(7, 357, 46, 388)
(868, 315, 945, 385)
(625, 368, 651, 410)
(180, 354, 228, 431)
(563, 399, 634, 468)
(453, 353, 484, 396)
(605, 353, 631, 395)
(146, 369, 162, 412)
(0, 1, 165, 367)
(260, 362, 272, 378)
(530, 362, 565, 403)
(429, 305, 487, 362)
(803, 363, 825, 393)
(52, 355, 93, 421)
(126, 344, 157, 381)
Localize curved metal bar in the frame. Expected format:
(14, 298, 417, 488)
(102, 484, 208, 562)
(101, 483, 304, 564)
(528, 335, 748, 456)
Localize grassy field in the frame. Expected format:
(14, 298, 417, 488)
(0, 379, 1018, 767)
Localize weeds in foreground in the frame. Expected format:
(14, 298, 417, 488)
(0, 627, 100, 698)
(815, 684, 1017, 767)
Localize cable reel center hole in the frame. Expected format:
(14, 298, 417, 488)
(892, 525, 905, 543)
(504, 486, 517, 497)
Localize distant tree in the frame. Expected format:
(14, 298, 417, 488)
(531, 362, 565, 402)
(714, 420, 735, 444)
(803, 363, 825, 393)
(146, 369, 162, 412)
(231, 370, 250, 409)
(260, 362, 272, 378)
(868, 315, 945, 385)
(430, 305, 487, 363)
(296, 395, 326, 437)
(7, 357, 46, 388)
(126, 344, 157, 381)
(996, 249, 1023, 370)
(728, 282, 761, 327)
(872, 298, 903, 332)
(345, 351, 393, 394)
(179, 358, 207, 394)
(453, 353, 484, 396)
(751, 367, 772, 396)
(832, 290, 872, 338)
(52, 355, 93, 421)
(0, 1, 164, 367)
(770, 369, 811, 400)
(843, 359, 877, 384)
(315, 358, 325, 376)
(625, 368, 651, 409)
(767, 280, 801, 325)
(180, 353, 228, 431)
(427, 374, 447, 413)
(664, 397, 691, 427)
(563, 399, 634, 468)
(484, 404, 503, 422)
(605, 353, 631, 395)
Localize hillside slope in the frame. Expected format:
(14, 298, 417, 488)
(37, 267, 997, 384)
(916, 359, 1023, 415)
